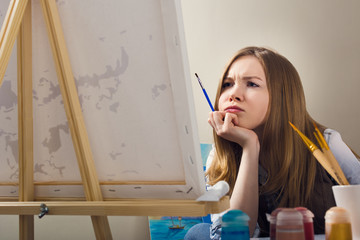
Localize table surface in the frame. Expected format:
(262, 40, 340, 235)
(252, 235, 325, 240)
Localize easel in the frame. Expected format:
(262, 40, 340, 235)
(0, 0, 229, 239)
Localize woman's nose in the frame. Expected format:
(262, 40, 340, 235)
(229, 94, 241, 102)
(229, 86, 244, 102)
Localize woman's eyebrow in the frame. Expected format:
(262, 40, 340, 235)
(225, 74, 264, 82)
(242, 76, 264, 81)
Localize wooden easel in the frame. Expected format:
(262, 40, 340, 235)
(0, 0, 229, 239)
(1, 0, 113, 238)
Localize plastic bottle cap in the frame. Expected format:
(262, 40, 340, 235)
(295, 207, 314, 222)
(325, 206, 351, 223)
(266, 208, 284, 223)
(276, 208, 303, 226)
(271, 208, 285, 217)
(222, 209, 250, 227)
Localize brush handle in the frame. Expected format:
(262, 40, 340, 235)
(203, 89, 214, 111)
(313, 150, 342, 185)
(195, 73, 214, 111)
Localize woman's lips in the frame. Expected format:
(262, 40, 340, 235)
(224, 106, 244, 113)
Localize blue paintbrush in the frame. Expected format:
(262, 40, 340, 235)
(195, 73, 214, 112)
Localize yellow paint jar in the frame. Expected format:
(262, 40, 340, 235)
(325, 206, 352, 240)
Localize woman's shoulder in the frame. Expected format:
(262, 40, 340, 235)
(323, 128, 350, 150)
(323, 128, 357, 157)
(323, 128, 341, 139)
(323, 128, 360, 184)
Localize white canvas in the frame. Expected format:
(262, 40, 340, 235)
(0, 0, 206, 200)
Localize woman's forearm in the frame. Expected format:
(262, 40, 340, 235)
(229, 145, 259, 236)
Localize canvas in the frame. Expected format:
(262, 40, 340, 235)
(0, 0, 206, 200)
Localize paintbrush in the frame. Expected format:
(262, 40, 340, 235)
(289, 122, 345, 185)
(195, 73, 214, 112)
(313, 122, 349, 185)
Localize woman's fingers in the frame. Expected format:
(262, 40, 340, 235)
(223, 112, 238, 127)
(208, 111, 239, 136)
(213, 111, 226, 128)
(208, 111, 256, 147)
(208, 111, 224, 129)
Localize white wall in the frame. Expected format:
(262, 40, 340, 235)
(182, 0, 360, 155)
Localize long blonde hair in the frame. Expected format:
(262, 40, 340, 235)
(207, 46, 322, 207)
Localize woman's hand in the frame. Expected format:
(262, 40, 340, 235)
(208, 111, 259, 149)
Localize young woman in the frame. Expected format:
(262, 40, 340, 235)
(185, 46, 360, 239)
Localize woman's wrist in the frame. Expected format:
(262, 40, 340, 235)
(237, 132, 260, 153)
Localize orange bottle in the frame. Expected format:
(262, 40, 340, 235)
(325, 206, 352, 240)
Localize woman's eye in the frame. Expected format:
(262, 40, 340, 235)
(222, 82, 232, 89)
(247, 81, 259, 87)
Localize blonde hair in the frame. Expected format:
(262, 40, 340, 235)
(207, 46, 322, 207)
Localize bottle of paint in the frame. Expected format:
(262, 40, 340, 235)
(295, 207, 315, 240)
(325, 206, 352, 240)
(276, 208, 305, 240)
(221, 209, 250, 240)
(267, 208, 284, 240)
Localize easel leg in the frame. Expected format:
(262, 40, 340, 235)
(92, 216, 113, 240)
(17, 0, 34, 240)
(19, 216, 34, 240)
(0, 0, 28, 86)
(39, 0, 112, 239)
(18, 0, 34, 204)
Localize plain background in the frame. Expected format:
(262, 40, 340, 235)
(185, 0, 360, 155)
(1, 0, 360, 239)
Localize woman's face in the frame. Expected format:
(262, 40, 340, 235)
(218, 55, 269, 130)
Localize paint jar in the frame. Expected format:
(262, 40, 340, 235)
(267, 208, 284, 240)
(221, 209, 250, 240)
(276, 208, 305, 240)
(325, 206, 352, 240)
(295, 207, 315, 240)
